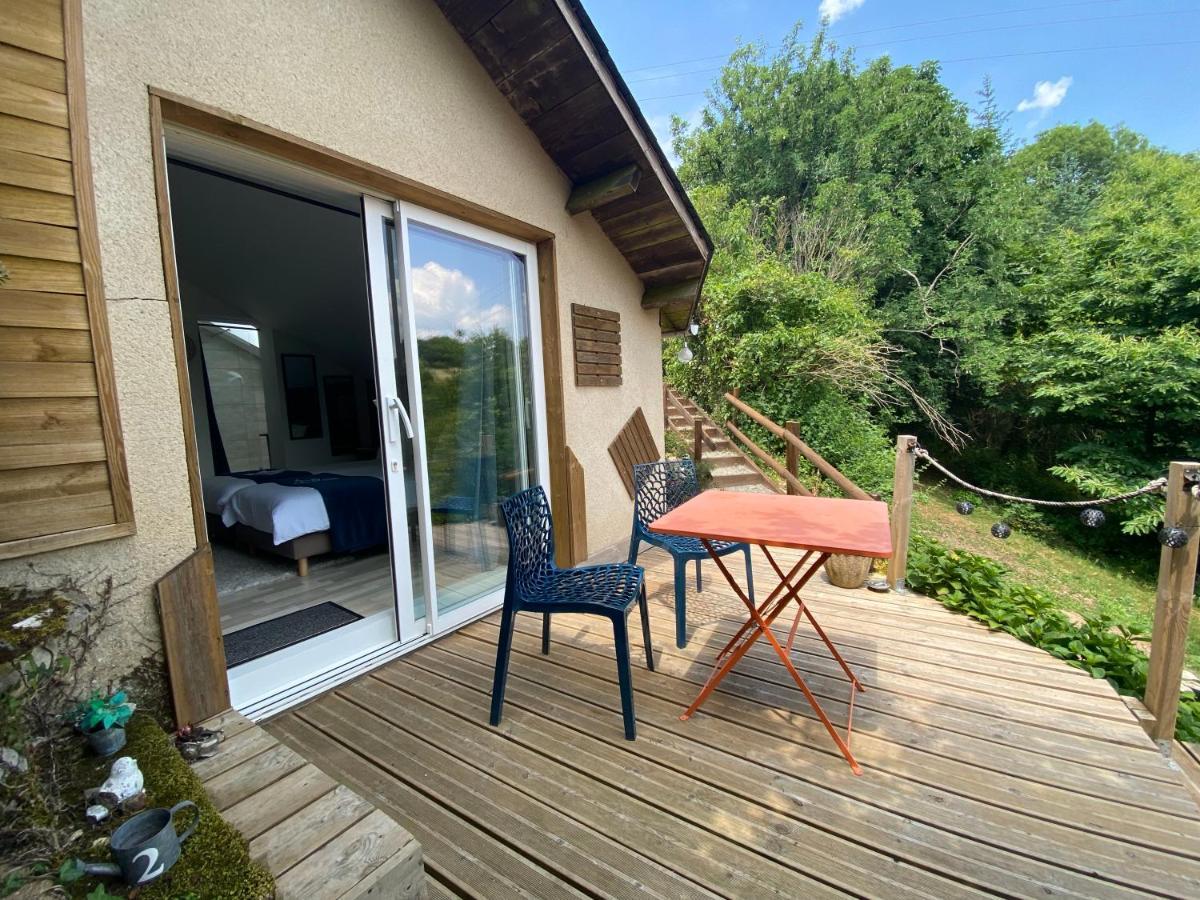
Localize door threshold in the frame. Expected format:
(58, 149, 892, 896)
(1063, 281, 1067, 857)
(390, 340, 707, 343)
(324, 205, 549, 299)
(240, 601, 502, 721)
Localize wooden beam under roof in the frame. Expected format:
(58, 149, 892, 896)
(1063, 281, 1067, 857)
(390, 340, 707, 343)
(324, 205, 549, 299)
(566, 164, 640, 214)
(642, 278, 701, 309)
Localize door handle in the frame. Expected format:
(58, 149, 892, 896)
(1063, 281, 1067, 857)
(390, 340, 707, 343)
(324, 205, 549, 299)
(387, 397, 414, 441)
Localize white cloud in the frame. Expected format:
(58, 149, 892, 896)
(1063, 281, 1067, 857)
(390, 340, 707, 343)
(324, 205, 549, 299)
(819, 0, 865, 24)
(410, 261, 511, 339)
(1016, 76, 1073, 113)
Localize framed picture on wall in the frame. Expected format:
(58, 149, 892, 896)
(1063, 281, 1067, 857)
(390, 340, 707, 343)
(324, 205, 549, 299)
(280, 353, 323, 439)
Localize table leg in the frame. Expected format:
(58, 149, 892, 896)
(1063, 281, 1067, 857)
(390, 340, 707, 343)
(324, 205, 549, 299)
(761, 547, 865, 693)
(682, 541, 864, 775)
(713, 551, 812, 664)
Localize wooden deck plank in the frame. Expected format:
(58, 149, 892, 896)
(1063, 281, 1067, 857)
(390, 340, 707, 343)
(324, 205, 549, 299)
(273, 809, 410, 900)
(222, 763, 337, 841)
(203, 741, 307, 811)
(264, 545, 1200, 899)
(401, 642, 1154, 900)
(446, 626, 1200, 897)
(248, 785, 373, 879)
(369, 664, 992, 898)
(491, 615, 1193, 808)
(304, 696, 825, 897)
(269, 713, 587, 900)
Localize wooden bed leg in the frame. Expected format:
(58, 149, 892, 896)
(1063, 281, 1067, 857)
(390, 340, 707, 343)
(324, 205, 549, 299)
(297, 557, 309, 577)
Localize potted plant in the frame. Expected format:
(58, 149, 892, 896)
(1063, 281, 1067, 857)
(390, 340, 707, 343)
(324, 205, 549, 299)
(74, 691, 135, 756)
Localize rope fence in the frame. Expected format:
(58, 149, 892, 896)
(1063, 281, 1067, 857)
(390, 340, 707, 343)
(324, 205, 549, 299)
(912, 446, 1168, 508)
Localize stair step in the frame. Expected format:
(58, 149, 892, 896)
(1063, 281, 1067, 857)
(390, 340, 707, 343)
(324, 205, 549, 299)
(710, 471, 770, 487)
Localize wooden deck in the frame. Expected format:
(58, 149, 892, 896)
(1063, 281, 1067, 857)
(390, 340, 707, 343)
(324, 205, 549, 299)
(266, 546, 1200, 898)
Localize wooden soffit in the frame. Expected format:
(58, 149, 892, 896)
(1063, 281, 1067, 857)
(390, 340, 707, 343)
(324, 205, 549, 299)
(434, 0, 712, 333)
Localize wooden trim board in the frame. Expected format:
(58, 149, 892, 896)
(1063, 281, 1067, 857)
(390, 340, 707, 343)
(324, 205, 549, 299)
(148, 93, 207, 548)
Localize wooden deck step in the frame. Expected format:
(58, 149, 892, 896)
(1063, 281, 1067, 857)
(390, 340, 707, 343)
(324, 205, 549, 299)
(197, 710, 424, 899)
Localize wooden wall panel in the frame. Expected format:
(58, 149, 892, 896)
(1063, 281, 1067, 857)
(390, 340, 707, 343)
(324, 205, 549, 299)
(571, 302, 621, 387)
(0, 184, 77, 226)
(0, 0, 133, 560)
(606, 408, 659, 498)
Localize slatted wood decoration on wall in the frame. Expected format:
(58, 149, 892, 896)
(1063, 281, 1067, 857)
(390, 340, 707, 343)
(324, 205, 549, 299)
(571, 303, 621, 386)
(607, 407, 659, 499)
(0, 0, 133, 559)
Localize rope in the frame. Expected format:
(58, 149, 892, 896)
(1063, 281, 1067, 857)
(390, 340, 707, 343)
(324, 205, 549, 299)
(912, 447, 1167, 508)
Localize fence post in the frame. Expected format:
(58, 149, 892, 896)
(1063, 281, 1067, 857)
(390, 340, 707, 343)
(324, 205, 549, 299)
(693, 420, 704, 464)
(1144, 461, 1200, 746)
(888, 435, 917, 593)
(785, 421, 800, 495)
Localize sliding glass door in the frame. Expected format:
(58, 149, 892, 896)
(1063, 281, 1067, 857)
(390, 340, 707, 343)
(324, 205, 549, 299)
(362, 197, 547, 639)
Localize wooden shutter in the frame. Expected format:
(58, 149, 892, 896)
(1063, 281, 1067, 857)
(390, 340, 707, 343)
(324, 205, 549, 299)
(0, 0, 133, 558)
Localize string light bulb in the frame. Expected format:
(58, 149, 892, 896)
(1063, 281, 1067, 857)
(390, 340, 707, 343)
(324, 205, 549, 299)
(677, 342, 693, 364)
(688, 318, 700, 336)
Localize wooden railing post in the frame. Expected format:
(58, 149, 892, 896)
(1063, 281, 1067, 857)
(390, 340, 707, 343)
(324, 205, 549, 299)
(785, 421, 800, 495)
(1144, 461, 1200, 745)
(693, 420, 704, 464)
(888, 435, 917, 593)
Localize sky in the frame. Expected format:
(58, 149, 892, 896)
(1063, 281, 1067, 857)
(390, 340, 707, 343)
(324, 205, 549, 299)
(584, 0, 1200, 161)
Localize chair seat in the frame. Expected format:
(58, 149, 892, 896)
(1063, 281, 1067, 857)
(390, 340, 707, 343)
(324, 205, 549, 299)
(520, 563, 644, 613)
(646, 533, 746, 558)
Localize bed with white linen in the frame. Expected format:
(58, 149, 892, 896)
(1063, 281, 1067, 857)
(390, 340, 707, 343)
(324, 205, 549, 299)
(201, 461, 413, 575)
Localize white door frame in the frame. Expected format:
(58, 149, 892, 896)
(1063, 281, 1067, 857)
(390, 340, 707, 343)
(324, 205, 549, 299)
(364, 196, 550, 638)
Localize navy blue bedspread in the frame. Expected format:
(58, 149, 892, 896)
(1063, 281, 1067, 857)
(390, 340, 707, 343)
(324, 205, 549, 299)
(234, 469, 387, 554)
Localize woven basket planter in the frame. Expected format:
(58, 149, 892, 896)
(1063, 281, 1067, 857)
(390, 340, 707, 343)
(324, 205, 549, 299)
(824, 553, 872, 589)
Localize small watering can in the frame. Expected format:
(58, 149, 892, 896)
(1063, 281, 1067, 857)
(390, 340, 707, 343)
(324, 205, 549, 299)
(108, 801, 199, 885)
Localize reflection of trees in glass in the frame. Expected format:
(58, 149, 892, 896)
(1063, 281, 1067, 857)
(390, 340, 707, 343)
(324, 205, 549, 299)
(420, 328, 532, 513)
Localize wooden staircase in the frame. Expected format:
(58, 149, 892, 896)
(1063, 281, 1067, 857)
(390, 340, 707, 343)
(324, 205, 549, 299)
(663, 387, 777, 493)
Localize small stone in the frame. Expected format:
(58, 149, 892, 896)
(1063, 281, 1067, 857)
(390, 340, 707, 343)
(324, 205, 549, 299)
(122, 790, 147, 812)
(85, 804, 110, 826)
(0, 747, 27, 775)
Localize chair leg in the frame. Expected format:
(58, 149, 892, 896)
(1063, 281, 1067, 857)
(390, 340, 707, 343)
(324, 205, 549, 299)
(743, 545, 755, 602)
(541, 612, 551, 655)
(489, 603, 517, 726)
(673, 557, 688, 649)
(695, 558, 703, 591)
(612, 614, 637, 740)
(627, 532, 641, 566)
(638, 583, 654, 672)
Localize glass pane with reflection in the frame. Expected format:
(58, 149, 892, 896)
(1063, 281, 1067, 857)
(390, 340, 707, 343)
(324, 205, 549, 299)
(407, 221, 536, 616)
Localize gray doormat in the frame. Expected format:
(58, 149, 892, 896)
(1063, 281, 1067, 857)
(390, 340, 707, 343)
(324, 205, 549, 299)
(224, 602, 363, 668)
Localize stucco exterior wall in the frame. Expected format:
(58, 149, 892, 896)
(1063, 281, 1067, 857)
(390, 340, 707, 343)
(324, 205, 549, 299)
(0, 0, 662, 672)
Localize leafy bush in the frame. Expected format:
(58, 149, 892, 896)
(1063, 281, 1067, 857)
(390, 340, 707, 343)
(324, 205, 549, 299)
(907, 535, 1200, 741)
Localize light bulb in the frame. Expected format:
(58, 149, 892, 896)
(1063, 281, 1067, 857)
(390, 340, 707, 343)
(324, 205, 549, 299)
(688, 318, 699, 336)
(677, 342, 694, 363)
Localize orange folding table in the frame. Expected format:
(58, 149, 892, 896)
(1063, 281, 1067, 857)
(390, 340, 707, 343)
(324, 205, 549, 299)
(650, 491, 892, 775)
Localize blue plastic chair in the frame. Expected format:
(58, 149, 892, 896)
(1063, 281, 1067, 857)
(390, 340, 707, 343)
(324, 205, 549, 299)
(628, 458, 755, 648)
(491, 485, 654, 740)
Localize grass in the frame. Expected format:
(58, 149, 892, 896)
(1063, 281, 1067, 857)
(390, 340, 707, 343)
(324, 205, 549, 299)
(912, 481, 1200, 673)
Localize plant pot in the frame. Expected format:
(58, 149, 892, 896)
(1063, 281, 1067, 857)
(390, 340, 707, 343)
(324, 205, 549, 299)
(88, 725, 126, 757)
(824, 553, 872, 590)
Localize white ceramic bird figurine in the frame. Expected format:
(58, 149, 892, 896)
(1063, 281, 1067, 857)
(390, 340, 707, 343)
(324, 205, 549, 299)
(97, 756, 144, 808)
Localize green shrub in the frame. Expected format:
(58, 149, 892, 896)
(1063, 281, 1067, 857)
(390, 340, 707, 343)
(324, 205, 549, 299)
(907, 535, 1200, 741)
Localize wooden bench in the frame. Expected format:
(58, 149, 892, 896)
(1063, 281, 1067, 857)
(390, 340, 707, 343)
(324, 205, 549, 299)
(195, 710, 424, 898)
